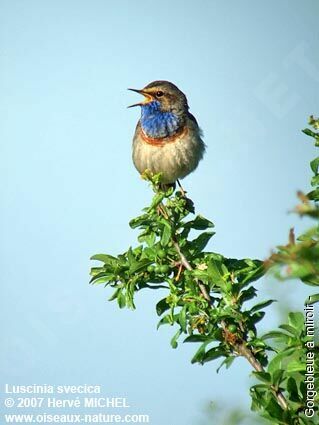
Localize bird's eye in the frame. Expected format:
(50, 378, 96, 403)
(155, 90, 164, 98)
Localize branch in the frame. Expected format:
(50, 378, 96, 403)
(227, 326, 289, 411)
(172, 239, 211, 303)
(172, 233, 289, 412)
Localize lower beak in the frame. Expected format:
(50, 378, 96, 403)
(127, 88, 153, 108)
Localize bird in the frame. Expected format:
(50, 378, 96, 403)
(128, 80, 206, 191)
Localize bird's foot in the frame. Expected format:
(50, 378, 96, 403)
(176, 179, 187, 197)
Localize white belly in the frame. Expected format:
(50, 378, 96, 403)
(132, 126, 205, 184)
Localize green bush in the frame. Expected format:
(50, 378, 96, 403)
(90, 117, 319, 424)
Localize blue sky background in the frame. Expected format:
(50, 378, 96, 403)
(1, 1, 318, 424)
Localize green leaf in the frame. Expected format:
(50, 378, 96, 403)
(240, 286, 257, 302)
(129, 259, 153, 274)
(307, 189, 319, 201)
(90, 254, 118, 264)
(160, 221, 172, 246)
(90, 266, 104, 276)
(302, 128, 317, 138)
(191, 269, 209, 280)
(157, 315, 174, 329)
(278, 324, 299, 337)
(311, 174, 319, 187)
(216, 356, 235, 373)
(191, 342, 210, 364)
(139, 232, 156, 246)
(249, 299, 275, 313)
(287, 377, 300, 402)
(207, 259, 225, 287)
(148, 192, 166, 210)
(108, 288, 120, 301)
(179, 306, 187, 332)
(171, 329, 182, 349)
(272, 369, 285, 388)
(253, 371, 272, 384)
(156, 298, 170, 316)
(129, 214, 150, 229)
(250, 311, 265, 324)
(250, 384, 269, 392)
(184, 215, 214, 230)
(262, 331, 291, 342)
(288, 312, 304, 330)
(241, 264, 265, 286)
(264, 397, 284, 422)
(302, 274, 319, 287)
(310, 156, 319, 175)
(126, 247, 135, 265)
(184, 334, 211, 343)
(307, 293, 319, 304)
(90, 276, 110, 285)
(117, 291, 126, 309)
(250, 384, 268, 410)
(89, 271, 114, 284)
(267, 347, 296, 373)
(190, 232, 215, 254)
(125, 279, 136, 309)
(286, 360, 305, 373)
(202, 347, 226, 364)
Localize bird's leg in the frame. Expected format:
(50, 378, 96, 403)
(176, 179, 187, 197)
(160, 182, 176, 193)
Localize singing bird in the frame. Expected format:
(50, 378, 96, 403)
(129, 81, 206, 188)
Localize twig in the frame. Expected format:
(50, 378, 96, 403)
(173, 237, 289, 411)
(157, 197, 289, 412)
(240, 348, 289, 410)
(172, 239, 211, 302)
(220, 321, 288, 411)
(175, 263, 183, 281)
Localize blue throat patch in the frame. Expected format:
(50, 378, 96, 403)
(140, 101, 180, 138)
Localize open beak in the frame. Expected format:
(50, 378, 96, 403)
(127, 88, 153, 108)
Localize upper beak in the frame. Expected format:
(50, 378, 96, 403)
(127, 88, 153, 108)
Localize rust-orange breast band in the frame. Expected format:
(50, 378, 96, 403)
(140, 126, 188, 147)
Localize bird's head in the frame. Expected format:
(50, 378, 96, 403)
(128, 80, 189, 116)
